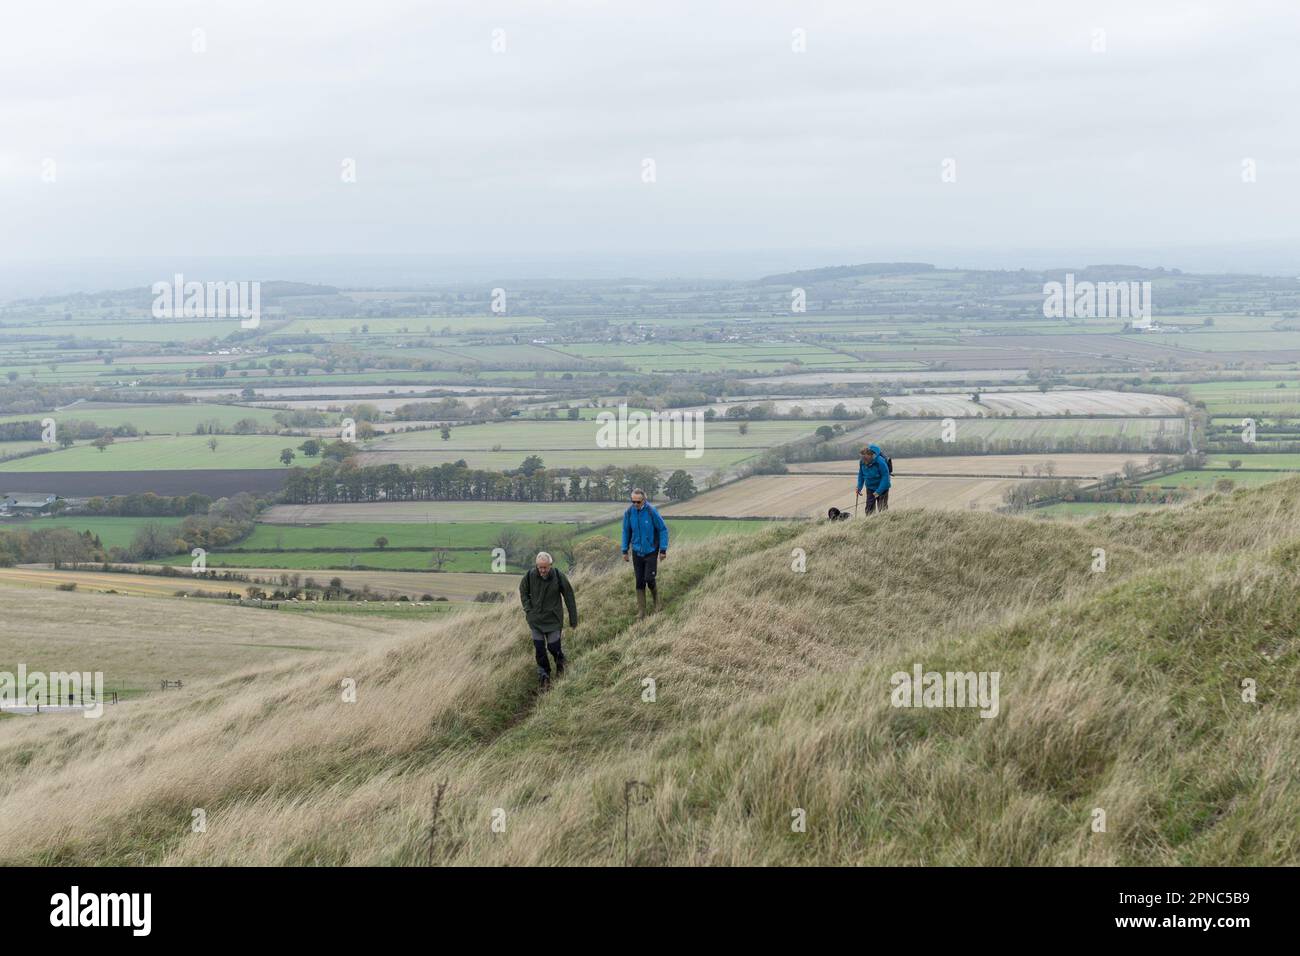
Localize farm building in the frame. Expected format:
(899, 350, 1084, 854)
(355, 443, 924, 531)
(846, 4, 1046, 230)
(0, 493, 63, 515)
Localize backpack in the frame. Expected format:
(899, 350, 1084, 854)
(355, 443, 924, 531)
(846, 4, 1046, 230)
(886, 455, 894, 475)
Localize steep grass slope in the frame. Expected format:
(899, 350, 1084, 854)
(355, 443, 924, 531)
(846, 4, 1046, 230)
(2, 481, 1298, 865)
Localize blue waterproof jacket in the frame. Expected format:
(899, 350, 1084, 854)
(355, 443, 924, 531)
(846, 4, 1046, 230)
(622, 502, 669, 556)
(856, 444, 892, 494)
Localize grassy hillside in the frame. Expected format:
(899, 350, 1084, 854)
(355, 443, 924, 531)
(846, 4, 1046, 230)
(1, 480, 1298, 865)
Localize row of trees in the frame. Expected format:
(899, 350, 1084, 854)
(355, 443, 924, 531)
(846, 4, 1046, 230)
(1001, 455, 1193, 511)
(1074, 485, 1195, 505)
(392, 397, 487, 421)
(0, 384, 98, 416)
(0, 419, 139, 444)
(716, 402, 863, 421)
(119, 494, 262, 561)
(82, 491, 213, 517)
(281, 460, 698, 505)
(0, 528, 102, 567)
(490, 530, 624, 574)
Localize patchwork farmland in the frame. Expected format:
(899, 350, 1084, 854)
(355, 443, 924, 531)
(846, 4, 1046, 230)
(1, 262, 1291, 652)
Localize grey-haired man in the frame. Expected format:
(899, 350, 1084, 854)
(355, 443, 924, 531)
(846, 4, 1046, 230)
(518, 551, 578, 690)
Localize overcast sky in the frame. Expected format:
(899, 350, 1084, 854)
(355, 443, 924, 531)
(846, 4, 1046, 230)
(2, 0, 1299, 292)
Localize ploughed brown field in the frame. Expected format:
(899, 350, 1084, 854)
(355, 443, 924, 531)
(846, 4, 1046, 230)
(661, 474, 1021, 517)
(665, 453, 1149, 518)
(788, 453, 1148, 478)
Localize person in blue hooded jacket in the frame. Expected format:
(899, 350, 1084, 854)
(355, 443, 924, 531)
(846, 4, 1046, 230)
(621, 487, 669, 619)
(855, 444, 891, 513)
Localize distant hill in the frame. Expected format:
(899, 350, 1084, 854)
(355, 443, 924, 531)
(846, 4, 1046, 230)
(2, 479, 1298, 864)
(757, 262, 936, 284)
(258, 281, 341, 301)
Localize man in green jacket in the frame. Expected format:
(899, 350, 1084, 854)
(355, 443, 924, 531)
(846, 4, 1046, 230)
(518, 551, 578, 689)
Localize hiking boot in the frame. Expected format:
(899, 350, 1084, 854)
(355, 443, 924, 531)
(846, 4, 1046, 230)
(554, 654, 566, 676)
(636, 589, 647, 620)
(538, 672, 551, 692)
(650, 588, 660, 615)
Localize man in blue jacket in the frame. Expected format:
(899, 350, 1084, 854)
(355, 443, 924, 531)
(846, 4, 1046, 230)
(621, 487, 669, 619)
(855, 443, 891, 514)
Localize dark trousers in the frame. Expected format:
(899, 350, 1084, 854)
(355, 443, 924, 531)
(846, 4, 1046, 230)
(632, 551, 659, 592)
(530, 628, 564, 676)
(866, 489, 890, 513)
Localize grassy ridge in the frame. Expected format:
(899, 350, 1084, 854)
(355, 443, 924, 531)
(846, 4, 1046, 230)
(1, 482, 1297, 864)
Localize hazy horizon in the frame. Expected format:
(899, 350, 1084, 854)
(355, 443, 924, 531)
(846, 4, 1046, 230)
(4, 0, 1299, 301)
(5, 238, 1300, 303)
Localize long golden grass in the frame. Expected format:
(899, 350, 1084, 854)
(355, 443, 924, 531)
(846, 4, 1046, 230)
(1, 481, 1298, 865)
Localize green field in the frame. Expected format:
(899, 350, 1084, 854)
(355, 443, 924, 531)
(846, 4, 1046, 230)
(1140, 469, 1289, 489)
(7, 320, 257, 342)
(260, 500, 625, 523)
(0, 440, 58, 460)
(581, 516, 785, 543)
(1032, 502, 1164, 518)
(367, 418, 826, 450)
(239, 521, 578, 551)
(1203, 453, 1300, 470)
(1187, 379, 1300, 407)
(0, 516, 186, 549)
(1178, 331, 1300, 353)
(550, 342, 859, 372)
(358, 446, 762, 472)
(0, 403, 288, 434)
(0, 435, 297, 472)
(276, 316, 547, 335)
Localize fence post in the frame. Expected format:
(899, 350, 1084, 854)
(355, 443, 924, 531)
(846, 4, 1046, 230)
(623, 780, 653, 867)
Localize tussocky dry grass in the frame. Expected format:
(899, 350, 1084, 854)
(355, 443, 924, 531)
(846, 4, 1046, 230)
(1, 481, 1299, 865)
